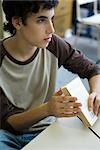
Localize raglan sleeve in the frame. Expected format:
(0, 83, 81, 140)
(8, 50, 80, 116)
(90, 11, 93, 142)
(52, 34, 100, 79)
(0, 88, 25, 134)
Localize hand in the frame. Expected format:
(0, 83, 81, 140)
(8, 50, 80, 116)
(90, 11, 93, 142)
(88, 92, 100, 116)
(47, 89, 82, 118)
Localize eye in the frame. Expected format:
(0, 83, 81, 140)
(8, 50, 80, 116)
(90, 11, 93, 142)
(37, 18, 46, 23)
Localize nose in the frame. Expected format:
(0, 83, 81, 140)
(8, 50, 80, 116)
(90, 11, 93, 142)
(46, 21, 55, 34)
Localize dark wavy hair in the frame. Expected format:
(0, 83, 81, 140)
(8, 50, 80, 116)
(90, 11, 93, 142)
(2, 0, 59, 35)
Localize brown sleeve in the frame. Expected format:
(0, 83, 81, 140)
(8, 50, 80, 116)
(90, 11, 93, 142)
(48, 34, 100, 79)
(0, 88, 24, 134)
(0, 39, 7, 67)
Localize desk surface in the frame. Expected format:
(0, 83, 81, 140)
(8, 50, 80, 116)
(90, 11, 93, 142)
(22, 117, 100, 150)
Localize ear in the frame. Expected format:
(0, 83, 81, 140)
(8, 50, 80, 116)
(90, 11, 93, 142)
(12, 16, 23, 30)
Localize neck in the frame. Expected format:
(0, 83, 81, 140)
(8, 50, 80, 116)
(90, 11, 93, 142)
(4, 36, 37, 62)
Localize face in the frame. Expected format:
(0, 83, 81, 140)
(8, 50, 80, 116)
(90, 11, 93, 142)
(15, 8, 55, 48)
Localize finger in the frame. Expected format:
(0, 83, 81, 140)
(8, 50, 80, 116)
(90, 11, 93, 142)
(56, 96, 77, 103)
(53, 88, 63, 96)
(55, 105, 81, 117)
(64, 102, 82, 108)
(63, 96, 77, 102)
(60, 112, 80, 117)
(98, 107, 100, 116)
(93, 95, 100, 116)
(64, 107, 81, 113)
(88, 92, 96, 111)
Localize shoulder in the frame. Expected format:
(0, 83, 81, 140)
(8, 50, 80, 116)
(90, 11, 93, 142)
(47, 34, 75, 67)
(0, 38, 6, 67)
(47, 34, 72, 58)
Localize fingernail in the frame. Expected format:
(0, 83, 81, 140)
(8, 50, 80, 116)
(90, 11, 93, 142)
(95, 111, 98, 116)
(89, 107, 92, 111)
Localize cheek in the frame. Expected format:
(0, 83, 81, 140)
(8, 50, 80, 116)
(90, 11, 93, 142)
(20, 25, 46, 46)
(26, 27, 43, 39)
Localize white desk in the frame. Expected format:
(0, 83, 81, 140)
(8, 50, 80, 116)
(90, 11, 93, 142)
(22, 117, 100, 150)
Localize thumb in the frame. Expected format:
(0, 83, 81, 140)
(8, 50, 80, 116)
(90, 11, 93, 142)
(53, 88, 63, 96)
(88, 92, 96, 111)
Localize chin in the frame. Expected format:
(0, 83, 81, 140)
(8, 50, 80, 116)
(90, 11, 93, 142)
(39, 43, 49, 49)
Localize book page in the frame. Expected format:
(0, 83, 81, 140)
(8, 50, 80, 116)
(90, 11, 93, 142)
(63, 77, 98, 126)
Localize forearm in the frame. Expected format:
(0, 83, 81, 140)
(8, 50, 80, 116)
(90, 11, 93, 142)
(7, 103, 49, 131)
(7, 90, 83, 131)
(88, 74, 100, 115)
(89, 74, 100, 93)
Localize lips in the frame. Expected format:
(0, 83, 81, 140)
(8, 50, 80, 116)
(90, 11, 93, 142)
(44, 36, 52, 40)
(44, 37, 52, 42)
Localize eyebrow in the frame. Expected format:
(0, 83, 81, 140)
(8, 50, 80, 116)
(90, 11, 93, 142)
(37, 16, 48, 19)
(37, 15, 54, 20)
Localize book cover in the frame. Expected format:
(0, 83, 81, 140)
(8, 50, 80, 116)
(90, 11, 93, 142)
(61, 77, 98, 127)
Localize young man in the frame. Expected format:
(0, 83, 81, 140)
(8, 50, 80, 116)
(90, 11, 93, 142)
(0, 0, 100, 149)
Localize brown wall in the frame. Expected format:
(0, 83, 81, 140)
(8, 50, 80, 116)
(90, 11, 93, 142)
(54, 0, 73, 37)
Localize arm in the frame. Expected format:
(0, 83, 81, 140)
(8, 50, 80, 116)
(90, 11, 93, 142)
(7, 90, 81, 131)
(49, 35, 100, 115)
(49, 34, 100, 79)
(1, 88, 49, 132)
(7, 103, 49, 131)
(88, 74, 100, 116)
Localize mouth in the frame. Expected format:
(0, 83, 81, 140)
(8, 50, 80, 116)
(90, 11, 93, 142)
(44, 37, 52, 43)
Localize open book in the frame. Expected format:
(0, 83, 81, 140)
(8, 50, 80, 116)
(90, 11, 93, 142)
(61, 77, 98, 127)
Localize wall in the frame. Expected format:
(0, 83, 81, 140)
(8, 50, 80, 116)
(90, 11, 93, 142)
(54, 0, 73, 37)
